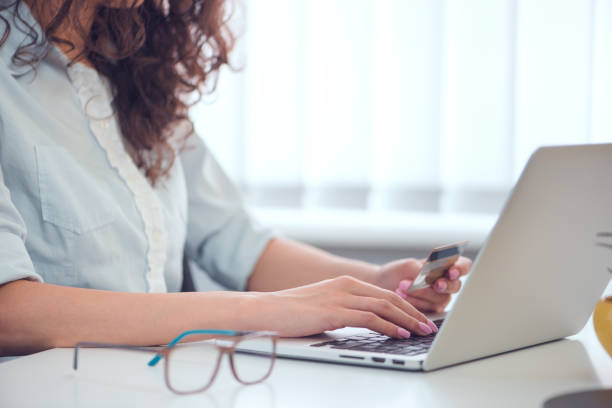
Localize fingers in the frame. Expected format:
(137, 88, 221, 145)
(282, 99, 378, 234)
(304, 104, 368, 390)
(409, 287, 451, 305)
(451, 256, 472, 277)
(430, 256, 472, 294)
(398, 279, 412, 292)
(394, 257, 471, 298)
(447, 267, 460, 281)
(394, 279, 412, 299)
(406, 291, 451, 313)
(342, 309, 434, 340)
(347, 296, 437, 336)
(431, 277, 462, 294)
(331, 276, 438, 337)
(342, 310, 409, 339)
(334, 276, 430, 326)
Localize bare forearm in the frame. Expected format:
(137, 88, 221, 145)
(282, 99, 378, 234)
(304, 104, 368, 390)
(0, 280, 252, 356)
(247, 238, 379, 292)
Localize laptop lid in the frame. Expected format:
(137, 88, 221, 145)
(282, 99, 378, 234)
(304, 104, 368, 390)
(423, 144, 612, 370)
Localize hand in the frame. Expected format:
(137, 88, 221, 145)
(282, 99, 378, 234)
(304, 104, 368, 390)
(246, 276, 439, 339)
(374, 256, 472, 313)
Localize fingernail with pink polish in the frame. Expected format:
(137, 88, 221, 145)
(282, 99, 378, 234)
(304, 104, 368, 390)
(395, 289, 407, 299)
(427, 320, 438, 333)
(397, 328, 411, 339)
(399, 280, 412, 291)
(435, 280, 447, 292)
(417, 322, 433, 335)
(448, 268, 460, 280)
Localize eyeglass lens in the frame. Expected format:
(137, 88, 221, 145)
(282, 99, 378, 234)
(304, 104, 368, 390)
(166, 341, 220, 393)
(166, 334, 275, 393)
(232, 335, 275, 384)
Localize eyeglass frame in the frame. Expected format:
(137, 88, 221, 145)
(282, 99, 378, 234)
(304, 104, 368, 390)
(73, 329, 279, 395)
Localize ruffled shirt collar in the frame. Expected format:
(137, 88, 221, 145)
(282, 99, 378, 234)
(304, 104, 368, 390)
(1, 2, 169, 292)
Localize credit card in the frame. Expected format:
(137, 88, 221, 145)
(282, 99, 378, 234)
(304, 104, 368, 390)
(406, 241, 468, 292)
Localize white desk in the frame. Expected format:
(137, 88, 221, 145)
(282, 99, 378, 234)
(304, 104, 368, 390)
(2, 282, 612, 408)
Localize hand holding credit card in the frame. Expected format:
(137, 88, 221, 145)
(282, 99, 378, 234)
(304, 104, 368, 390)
(406, 241, 468, 292)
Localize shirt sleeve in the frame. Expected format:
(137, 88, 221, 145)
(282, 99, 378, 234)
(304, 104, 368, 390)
(180, 133, 277, 291)
(0, 162, 42, 286)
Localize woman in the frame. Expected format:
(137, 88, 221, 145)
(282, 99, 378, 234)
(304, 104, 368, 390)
(0, 0, 470, 356)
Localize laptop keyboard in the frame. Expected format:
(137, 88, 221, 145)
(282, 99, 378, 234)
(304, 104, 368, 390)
(310, 319, 443, 356)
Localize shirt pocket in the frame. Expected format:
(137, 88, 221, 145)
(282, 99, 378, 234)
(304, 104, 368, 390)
(35, 145, 116, 234)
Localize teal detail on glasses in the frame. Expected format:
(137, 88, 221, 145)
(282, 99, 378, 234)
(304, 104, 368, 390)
(147, 329, 238, 366)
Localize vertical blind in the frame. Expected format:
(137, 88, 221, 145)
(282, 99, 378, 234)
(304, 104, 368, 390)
(190, 0, 612, 215)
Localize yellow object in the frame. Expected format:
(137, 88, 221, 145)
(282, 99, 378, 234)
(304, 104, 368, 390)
(594, 296, 612, 358)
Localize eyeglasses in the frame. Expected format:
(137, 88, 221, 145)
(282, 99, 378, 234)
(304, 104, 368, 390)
(73, 329, 279, 395)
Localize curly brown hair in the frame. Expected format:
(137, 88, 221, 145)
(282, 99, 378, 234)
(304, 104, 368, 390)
(0, 0, 235, 185)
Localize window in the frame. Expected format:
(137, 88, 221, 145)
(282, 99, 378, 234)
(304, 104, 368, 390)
(191, 0, 610, 225)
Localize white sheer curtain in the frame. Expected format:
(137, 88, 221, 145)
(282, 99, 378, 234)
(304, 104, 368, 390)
(190, 0, 612, 216)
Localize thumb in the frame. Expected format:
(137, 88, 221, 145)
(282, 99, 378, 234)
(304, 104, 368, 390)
(398, 279, 413, 291)
(403, 258, 425, 280)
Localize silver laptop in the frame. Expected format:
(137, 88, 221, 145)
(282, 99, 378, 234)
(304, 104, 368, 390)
(238, 144, 612, 371)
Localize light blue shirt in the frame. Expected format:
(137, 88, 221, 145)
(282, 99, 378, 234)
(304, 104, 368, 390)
(0, 3, 274, 292)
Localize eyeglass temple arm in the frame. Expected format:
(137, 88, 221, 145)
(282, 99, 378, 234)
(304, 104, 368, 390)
(73, 342, 161, 370)
(147, 329, 238, 367)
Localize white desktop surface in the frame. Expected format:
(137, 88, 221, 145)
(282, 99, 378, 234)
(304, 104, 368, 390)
(1, 297, 611, 408)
